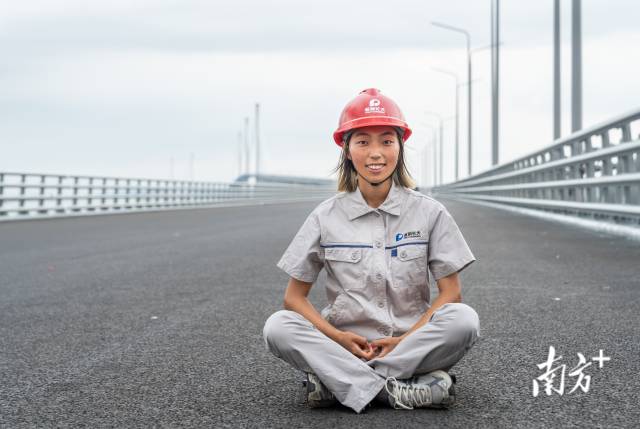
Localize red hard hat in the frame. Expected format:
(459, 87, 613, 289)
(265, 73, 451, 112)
(333, 88, 412, 147)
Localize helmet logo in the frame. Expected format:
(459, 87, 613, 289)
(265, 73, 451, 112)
(365, 98, 385, 114)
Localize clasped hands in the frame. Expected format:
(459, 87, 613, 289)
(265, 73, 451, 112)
(335, 330, 403, 361)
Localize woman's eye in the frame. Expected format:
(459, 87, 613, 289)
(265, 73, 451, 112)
(356, 140, 367, 145)
(384, 140, 394, 145)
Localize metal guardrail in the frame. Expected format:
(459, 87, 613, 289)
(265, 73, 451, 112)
(0, 172, 337, 222)
(432, 107, 640, 225)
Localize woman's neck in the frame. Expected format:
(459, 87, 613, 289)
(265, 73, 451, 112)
(358, 177, 392, 209)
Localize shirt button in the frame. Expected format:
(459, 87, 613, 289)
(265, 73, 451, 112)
(351, 252, 358, 260)
(376, 273, 383, 280)
(378, 302, 384, 308)
(400, 250, 407, 258)
(375, 241, 382, 248)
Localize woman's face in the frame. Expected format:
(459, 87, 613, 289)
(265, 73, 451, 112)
(347, 125, 400, 182)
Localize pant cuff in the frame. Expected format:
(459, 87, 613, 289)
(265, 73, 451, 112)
(348, 376, 387, 414)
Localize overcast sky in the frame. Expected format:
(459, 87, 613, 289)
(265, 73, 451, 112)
(1, 0, 639, 185)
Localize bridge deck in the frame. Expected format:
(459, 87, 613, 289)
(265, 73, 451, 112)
(1, 199, 638, 427)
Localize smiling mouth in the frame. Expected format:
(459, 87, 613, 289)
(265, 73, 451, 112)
(366, 163, 386, 171)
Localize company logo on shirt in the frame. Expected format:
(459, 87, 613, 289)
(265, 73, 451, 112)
(395, 231, 422, 241)
(364, 98, 385, 114)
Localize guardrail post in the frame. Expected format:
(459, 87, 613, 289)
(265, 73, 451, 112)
(38, 175, 46, 213)
(114, 178, 119, 210)
(600, 131, 611, 203)
(152, 180, 157, 207)
(621, 123, 632, 143)
(586, 137, 596, 203)
(145, 179, 150, 207)
(101, 177, 107, 210)
(183, 180, 187, 205)
(619, 126, 631, 174)
(72, 176, 79, 211)
(0, 173, 4, 215)
(157, 180, 162, 207)
(135, 179, 140, 208)
(19, 174, 27, 214)
(56, 175, 64, 214)
(170, 180, 174, 207)
(167, 179, 171, 206)
(125, 179, 130, 208)
(88, 177, 94, 210)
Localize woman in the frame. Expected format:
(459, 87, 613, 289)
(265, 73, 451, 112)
(263, 88, 480, 413)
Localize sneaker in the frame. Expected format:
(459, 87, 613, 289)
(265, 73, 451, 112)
(410, 370, 456, 408)
(302, 372, 337, 408)
(384, 370, 455, 410)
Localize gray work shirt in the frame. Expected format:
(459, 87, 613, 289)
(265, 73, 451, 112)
(276, 179, 476, 340)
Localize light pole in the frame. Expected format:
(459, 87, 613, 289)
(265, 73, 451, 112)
(553, 0, 561, 139)
(254, 103, 261, 178)
(419, 122, 437, 187)
(491, 0, 501, 166)
(469, 43, 500, 175)
(243, 117, 250, 175)
(424, 111, 444, 186)
(237, 131, 243, 178)
(571, 0, 582, 132)
(432, 21, 472, 177)
(432, 67, 460, 181)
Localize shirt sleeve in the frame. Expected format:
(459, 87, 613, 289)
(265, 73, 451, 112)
(427, 203, 476, 281)
(276, 210, 324, 283)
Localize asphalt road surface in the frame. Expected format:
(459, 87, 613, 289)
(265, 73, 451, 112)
(1, 197, 639, 428)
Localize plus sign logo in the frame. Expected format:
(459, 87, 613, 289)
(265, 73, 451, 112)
(532, 347, 611, 397)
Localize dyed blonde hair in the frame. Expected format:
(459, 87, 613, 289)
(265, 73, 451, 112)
(332, 130, 416, 192)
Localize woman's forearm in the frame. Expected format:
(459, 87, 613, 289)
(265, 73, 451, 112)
(399, 273, 462, 340)
(399, 289, 459, 340)
(284, 295, 343, 342)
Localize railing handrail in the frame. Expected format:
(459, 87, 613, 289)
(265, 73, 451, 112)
(451, 105, 640, 185)
(0, 171, 338, 221)
(0, 171, 334, 188)
(447, 139, 640, 189)
(432, 106, 640, 226)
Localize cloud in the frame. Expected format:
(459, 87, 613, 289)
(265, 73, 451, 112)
(1, 1, 639, 184)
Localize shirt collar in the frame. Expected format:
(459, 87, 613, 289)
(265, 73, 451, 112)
(344, 179, 406, 221)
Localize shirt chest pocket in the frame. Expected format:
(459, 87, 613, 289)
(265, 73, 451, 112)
(391, 245, 428, 287)
(324, 248, 366, 291)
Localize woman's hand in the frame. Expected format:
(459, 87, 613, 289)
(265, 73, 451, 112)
(369, 336, 403, 359)
(335, 331, 376, 360)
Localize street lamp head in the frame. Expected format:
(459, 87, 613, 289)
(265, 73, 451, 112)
(431, 67, 459, 82)
(431, 21, 470, 39)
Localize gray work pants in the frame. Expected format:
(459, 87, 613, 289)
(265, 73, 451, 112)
(262, 302, 480, 413)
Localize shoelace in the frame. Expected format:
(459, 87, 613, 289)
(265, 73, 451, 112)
(385, 377, 432, 410)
